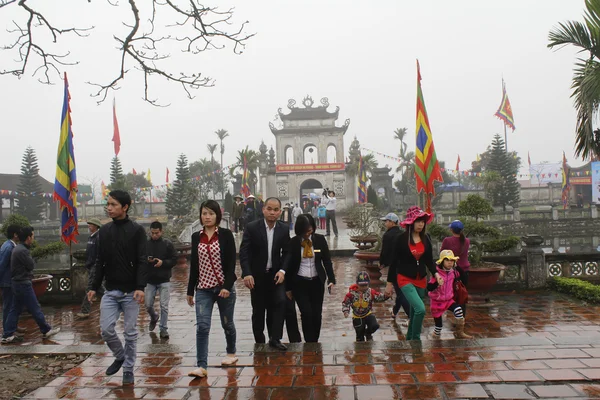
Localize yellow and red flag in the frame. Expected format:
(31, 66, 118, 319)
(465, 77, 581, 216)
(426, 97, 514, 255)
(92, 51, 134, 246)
(495, 79, 516, 131)
(241, 155, 251, 197)
(357, 154, 367, 203)
(561, 151, 571, 209)
(415, 60, 443, 212)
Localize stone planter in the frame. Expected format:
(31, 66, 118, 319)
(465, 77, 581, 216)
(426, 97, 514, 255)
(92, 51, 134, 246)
(468, 263, 506, 303)
(32, 274, 53, 298)
(353, 251, 382, 285)
(349, 235, 379, 251)
(174, 243, 192, 266)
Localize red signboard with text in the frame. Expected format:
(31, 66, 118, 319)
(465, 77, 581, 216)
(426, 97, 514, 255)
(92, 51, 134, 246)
(276, 163, 345, 173)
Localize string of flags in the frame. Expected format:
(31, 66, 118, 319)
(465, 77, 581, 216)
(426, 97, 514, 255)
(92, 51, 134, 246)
(360, 147, 592, 179)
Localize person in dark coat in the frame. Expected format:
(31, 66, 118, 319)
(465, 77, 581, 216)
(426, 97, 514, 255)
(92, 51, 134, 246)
(239, 197, 290, 351)
(145, 221, 177, 339)
(87, 190, 148, 385)
(77, 218, 103, 318)
(232, 195, 245, 233)
(186, 200, 238, 379)
(284, 214, 335, 342)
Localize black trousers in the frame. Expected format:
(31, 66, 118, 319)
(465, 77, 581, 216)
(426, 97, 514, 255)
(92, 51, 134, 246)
(293, 277, 325, 343)
(352, 314, 379, 341)
(250, 270, 286, 343)
(326, 210, 338, 235)
(461, 270, 469, 316)
(267, 296, 301, 343)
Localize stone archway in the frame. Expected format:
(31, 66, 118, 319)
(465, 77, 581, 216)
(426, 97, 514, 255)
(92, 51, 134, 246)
(298, 178, 323, 211)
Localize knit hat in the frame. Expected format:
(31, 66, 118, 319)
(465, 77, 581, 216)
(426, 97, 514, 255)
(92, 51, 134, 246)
(400, 206, 434, 228)
(436, 249, 459, 265)
(356, 271, 370, 285)
(87, 218, 102, 228)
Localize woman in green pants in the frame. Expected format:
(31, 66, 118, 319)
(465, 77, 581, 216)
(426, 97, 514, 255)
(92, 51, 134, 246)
(385, 206, 443, 341)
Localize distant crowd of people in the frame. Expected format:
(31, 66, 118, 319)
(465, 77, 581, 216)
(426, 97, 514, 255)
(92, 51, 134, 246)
(0, 189, 472, 386)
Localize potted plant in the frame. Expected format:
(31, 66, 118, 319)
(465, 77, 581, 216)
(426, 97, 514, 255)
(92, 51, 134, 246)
(346, 203, 386, 284)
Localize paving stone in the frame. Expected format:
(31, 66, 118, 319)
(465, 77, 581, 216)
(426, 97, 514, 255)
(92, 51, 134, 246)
(529, 384, 579, 398)
(10, 256, 600, 398)
(485, 384, 535, 399)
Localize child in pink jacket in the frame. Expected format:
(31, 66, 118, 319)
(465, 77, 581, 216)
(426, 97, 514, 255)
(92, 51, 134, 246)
(427, 250, 472, 339)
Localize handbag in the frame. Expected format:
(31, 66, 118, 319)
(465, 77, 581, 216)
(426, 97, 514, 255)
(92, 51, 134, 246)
(453, 270, 468, 304)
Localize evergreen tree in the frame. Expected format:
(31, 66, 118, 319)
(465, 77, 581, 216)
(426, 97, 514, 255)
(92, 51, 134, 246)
(166, 154, 193, 217)
(484, 134, 521, 210)
(109, 156, 126, 190)
(367, 185, 379, 209)
(17, 146, 45, 221)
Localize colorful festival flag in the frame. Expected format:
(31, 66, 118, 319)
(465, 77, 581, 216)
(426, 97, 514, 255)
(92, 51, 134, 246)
(147, 169, 152, 185)
(414, 60, 443, 212)
(132, 168, 137, 175)
(112, 98, 121, 156)
(455, 154, 461, 172)
(53, 72, 79, 244)
(494, 79, 516, 131)
(528, 152, 531, 167)
(561, 151, 571, 209)
(357, 154, 367, 203)
(241, 155, 251, 197)
(101, 180, 109, 198)
(166, 167, 170, 183)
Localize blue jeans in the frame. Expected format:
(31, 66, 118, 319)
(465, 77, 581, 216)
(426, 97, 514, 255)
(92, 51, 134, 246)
(195, 287, 236, 369)
(1, 286, 14, 333)
(100, 290, 139, 373)
(145, 282, 170, 332)
(3, 281, 51, 337)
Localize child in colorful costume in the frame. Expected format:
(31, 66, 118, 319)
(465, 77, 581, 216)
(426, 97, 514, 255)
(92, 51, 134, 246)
(342, 271, 389, 341)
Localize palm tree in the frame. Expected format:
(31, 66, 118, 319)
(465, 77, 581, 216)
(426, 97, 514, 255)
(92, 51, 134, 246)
(235, 146, 260, 194)
(394, 127, 408, 158)
(548, 0, 600, 160)
(345, 153, 378, 177)
(215, 129, 229, 198)
(207, 144, 218, 197)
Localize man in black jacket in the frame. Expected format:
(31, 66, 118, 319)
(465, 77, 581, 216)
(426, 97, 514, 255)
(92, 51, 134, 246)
(379, 213, 410, 320)
(87, 190, 147, 386)
(239, 197, 290, 350)
(1, 227, 60, 344)
(145, 221, 177, 339)
(77, 218, 102, 318)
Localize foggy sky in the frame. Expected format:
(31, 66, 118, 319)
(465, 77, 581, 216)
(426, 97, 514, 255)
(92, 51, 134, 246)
(0, 0, 586, 191)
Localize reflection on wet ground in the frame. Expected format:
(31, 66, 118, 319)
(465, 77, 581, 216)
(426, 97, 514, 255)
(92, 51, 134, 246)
(6, 256, 600, 399)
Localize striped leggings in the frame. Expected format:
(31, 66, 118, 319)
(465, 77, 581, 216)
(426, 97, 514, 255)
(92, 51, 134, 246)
(433, 303, 463, 335)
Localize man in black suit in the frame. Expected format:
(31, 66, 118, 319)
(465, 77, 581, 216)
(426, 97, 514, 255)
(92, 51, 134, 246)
(240, 197, 290, 350)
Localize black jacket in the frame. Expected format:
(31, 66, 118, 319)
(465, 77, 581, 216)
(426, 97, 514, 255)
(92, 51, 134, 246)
(388, 230, 436, 283)
(239, 219, 290, 284)
(283, 234, 336, 292)
(380, 225, 401, 268)
(91, 217, 148, 293)
(84, 231, 100, 270)
(10, 244, 35, 282)
(147, 237, 177, 284)
(187, 228, 237, 295)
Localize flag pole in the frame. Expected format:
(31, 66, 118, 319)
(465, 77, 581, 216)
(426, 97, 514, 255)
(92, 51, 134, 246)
(504, 122, 508, 152)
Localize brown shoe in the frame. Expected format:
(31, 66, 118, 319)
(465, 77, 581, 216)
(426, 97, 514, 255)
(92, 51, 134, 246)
(455, 319, 473, 339)
(16, 326, 27, 334)
(188, 367, 207, 378)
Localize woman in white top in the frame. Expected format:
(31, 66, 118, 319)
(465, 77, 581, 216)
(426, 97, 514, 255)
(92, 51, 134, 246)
(283, 214, 336, 342)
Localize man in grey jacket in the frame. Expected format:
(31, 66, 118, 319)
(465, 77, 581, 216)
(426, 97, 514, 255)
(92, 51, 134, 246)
(1, 227, 60, 344)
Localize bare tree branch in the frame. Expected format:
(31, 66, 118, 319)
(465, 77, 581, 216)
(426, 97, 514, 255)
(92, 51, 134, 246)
(0, 0, 254, 105)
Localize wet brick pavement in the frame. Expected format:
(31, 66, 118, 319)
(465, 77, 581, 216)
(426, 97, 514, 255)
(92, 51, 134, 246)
(4, 247, 600, 399)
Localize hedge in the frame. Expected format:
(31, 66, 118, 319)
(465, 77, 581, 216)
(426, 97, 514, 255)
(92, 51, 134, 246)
(548, 277, 600, 304)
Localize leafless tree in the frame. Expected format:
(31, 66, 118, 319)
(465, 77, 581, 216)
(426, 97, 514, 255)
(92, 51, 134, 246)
(0, 0, 254, 105)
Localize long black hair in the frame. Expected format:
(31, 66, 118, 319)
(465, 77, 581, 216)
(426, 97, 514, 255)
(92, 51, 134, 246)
(408, 216, 428, 245)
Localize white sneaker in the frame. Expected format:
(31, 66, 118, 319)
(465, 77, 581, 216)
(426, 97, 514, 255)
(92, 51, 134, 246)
(221, 356, 238, 366)
(43, 327, 60, 338)
(1, 335, 23, 344)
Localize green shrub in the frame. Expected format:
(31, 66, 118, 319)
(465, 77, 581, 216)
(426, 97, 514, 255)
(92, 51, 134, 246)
(548, 277, 600, 304)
